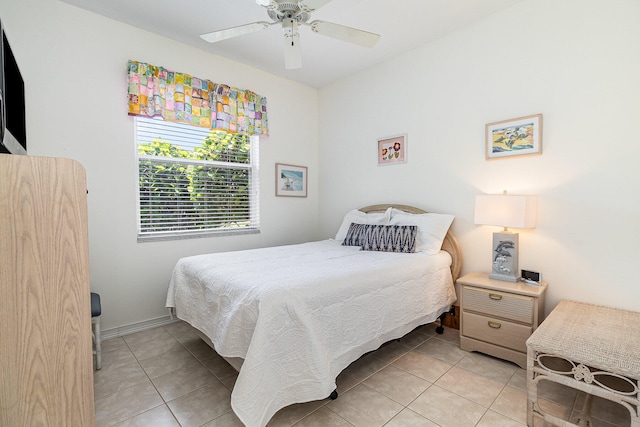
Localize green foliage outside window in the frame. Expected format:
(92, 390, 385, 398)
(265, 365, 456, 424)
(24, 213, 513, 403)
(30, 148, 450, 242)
(138, 131, 253, 234)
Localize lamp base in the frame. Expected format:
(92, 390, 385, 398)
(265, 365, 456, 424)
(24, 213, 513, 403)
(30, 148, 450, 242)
(490, 231, 520, 282)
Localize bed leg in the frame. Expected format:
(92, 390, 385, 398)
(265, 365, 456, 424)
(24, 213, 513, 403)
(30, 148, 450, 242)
(436, 318, 444, 334)
(329, 390, 338, 400)
(436, 306, 455, 334)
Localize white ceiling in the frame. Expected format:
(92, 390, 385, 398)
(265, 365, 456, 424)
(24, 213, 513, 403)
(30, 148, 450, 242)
(59, 0, 525, 88)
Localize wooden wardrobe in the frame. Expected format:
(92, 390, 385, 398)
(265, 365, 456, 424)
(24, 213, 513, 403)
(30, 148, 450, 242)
(0, 154, 95, 426)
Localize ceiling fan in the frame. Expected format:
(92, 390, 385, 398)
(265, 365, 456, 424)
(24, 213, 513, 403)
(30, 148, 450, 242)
(200, 0, 381, 69)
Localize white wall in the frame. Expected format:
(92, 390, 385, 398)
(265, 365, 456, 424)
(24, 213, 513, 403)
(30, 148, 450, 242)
(318, 0, 640, 315)
(2, 0, 639, 333)
(0, 0, 319, 331)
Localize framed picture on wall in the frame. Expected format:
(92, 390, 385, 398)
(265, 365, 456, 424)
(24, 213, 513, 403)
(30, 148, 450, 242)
(486, 114, 542, 160)
(276, 163, 307, 197)
(377, 134, 407, 165)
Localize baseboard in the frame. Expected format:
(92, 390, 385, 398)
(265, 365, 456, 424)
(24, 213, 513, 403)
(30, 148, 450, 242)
(101, 306, 459, 339)
(101, 314, 180, 340)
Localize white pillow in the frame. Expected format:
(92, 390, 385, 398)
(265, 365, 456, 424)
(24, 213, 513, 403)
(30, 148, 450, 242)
(334, 208, 391, 242)
(389, 209, 454, 254)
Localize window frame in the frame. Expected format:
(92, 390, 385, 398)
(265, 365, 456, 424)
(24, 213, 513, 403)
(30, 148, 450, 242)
(134, 117, 260, 242)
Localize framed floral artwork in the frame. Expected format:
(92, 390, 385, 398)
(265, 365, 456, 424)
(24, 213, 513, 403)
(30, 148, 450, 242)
(275, 163, 307, 197)
(486, 114, 542, 159)
(377, 134, 407, 165)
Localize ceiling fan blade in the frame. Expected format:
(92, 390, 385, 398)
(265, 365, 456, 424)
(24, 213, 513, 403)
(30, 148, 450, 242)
(200, 21, 272, 43)
(298, 0, 333, 12)
(306, 20, 380, 48)
(282, 19, 302, 69)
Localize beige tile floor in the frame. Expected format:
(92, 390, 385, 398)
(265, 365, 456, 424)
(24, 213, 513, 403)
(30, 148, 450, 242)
(94, 321, 630, 427)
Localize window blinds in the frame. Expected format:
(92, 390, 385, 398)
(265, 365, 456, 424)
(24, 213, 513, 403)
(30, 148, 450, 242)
(136, 117, 259, 241)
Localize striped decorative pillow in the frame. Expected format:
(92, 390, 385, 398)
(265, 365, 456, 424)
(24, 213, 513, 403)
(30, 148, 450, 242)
(342, 222, 370, 246)
(360, 224, 418, 253)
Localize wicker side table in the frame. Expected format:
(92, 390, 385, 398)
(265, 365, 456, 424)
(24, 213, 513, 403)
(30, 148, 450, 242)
(526, 300, 640, 427)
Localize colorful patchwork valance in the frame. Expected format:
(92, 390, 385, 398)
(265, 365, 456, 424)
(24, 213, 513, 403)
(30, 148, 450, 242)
(127, 60, 268, 136)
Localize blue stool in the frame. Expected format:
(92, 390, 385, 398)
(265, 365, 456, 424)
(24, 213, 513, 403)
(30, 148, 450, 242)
(91, 292, 102, 370)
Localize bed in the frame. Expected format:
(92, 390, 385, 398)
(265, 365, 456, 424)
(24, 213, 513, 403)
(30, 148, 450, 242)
(165, 204, 462, 427)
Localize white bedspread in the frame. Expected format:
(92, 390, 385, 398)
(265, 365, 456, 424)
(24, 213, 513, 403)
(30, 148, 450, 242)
(166, 239, 456, 427)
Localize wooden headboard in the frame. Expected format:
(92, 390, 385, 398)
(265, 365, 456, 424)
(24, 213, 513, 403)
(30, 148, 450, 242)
(359, 204, 462, 281)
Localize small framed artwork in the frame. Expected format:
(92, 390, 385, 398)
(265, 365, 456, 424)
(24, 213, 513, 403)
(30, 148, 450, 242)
(276, 163, 307, 197)
(486, 114, 542, 160)
(377, 134, 407, 165)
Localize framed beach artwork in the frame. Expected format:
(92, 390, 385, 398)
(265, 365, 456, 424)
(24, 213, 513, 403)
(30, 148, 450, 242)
(275, 163, 307, 197)
(486, 114, 542, 160)
(377, 134, 407, 165)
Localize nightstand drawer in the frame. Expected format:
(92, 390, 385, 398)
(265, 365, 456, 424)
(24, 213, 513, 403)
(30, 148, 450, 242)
(462, 286, 534, 324)
(462, 311, 532, 352)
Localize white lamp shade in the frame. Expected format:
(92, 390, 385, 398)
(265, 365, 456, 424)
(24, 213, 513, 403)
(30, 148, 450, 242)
(474, 194, 537, 229)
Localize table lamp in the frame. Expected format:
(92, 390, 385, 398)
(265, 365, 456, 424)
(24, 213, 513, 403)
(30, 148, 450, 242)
(474, 192, 537, 282)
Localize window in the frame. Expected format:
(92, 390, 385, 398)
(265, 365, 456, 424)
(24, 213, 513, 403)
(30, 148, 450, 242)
(135, 117, 259, 241)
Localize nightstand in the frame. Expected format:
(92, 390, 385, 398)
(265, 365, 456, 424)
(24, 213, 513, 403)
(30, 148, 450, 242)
(457, 272, 547, 368)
